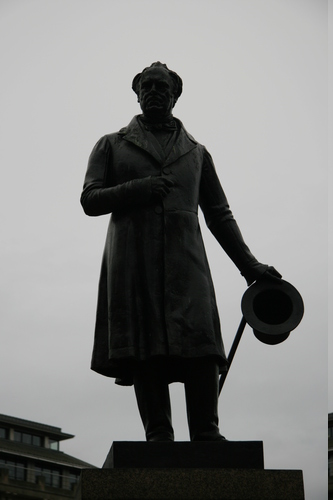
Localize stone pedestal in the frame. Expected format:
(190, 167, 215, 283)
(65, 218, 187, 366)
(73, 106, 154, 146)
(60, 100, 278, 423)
(79, 441, 305, 500)
(103, 441, 264, 469)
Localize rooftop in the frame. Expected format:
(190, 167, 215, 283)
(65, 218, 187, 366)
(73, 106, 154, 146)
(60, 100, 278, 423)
(0, 439, 93, 468)
(0, 413, 96, 470)
(0, 414, 74, 442)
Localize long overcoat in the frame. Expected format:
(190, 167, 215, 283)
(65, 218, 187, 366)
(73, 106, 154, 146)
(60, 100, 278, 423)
(81, 116, 268, 385)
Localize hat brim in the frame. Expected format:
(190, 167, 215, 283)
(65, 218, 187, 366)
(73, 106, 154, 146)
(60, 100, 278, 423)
(241, 278, 304, 344)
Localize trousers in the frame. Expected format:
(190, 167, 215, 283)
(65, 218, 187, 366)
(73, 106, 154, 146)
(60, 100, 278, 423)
(133, 358, 224, 441)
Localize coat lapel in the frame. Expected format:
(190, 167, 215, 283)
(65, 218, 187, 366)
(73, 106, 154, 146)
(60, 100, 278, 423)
(118, 116, 198, 166)
(164, 123, 198, 167)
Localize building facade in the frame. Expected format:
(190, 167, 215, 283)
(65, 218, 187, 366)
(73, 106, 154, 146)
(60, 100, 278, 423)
(0, 414, 94, 500)
(329, 413, 333, 499)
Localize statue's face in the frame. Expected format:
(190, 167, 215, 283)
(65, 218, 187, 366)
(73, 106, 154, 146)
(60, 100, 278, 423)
(138, 67, 176, 119)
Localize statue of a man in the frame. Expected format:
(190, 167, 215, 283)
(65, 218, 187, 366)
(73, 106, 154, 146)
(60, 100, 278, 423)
(81, 62, 281, 442)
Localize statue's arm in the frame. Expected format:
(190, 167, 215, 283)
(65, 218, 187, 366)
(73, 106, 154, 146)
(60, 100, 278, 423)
(199, 148, 272, 285)
(80, 136, 153, 216)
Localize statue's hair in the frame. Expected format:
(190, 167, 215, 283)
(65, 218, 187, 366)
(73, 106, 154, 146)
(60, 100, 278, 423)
(132, 62, 183, 101)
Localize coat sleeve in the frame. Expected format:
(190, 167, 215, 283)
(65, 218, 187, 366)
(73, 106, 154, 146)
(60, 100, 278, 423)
(80, 135, 152, 216)
(199, 148, 268, 285)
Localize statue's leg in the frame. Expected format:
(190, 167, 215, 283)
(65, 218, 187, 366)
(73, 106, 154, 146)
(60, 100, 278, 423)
(184, 358, 225, 441)
(133, 360, 174, 442)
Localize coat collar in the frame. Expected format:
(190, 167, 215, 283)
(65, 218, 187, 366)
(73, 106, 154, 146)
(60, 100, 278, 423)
(118, 115, 198, 166)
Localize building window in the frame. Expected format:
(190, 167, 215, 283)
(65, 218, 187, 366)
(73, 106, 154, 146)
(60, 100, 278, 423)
(68, 471, 80, 490)
(14, 431, 22, 442)
(22, 433, 32, 445)
(13, 431, 42, 447)
(32, 435, 42, 446)
(49, 439, 59, 451)
(329, 427, 333, 438)
(0, 459, 26, 481)
(0, 428, 8, 439)
(35, 466, 61, 488)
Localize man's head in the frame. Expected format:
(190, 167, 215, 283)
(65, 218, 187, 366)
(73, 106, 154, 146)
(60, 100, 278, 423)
(132, 62, 182, 120)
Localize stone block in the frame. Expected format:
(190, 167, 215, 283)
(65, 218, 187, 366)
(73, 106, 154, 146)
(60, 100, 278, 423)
(80, 467, 305, 499)
(103, 441, 264, 469)
(78, 441, 304, 500)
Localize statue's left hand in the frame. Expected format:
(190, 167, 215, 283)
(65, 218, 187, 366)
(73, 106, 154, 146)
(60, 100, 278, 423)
(261, 266, 282, 283)
(243, 264, 282, 286)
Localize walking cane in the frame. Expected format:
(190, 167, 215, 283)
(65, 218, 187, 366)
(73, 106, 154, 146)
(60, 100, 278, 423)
(219, 316, 246, 394)
(218, 278, 304, 396)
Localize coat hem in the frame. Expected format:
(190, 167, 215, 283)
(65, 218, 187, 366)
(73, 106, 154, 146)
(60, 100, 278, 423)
(91, 353, 228, 386)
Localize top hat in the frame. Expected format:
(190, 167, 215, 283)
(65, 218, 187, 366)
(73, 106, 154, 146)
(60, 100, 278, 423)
(241, 278, 304, 345)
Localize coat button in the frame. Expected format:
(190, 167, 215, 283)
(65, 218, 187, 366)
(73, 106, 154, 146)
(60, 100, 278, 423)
(154, 205, 163, 214)
(162, 167, 171, 175)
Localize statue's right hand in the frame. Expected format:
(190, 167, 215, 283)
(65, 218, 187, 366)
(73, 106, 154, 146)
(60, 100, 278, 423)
(151, 176, 174, 199)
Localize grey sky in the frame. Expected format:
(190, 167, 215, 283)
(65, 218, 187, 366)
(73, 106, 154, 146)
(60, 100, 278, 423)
(0, 1, 329, 498)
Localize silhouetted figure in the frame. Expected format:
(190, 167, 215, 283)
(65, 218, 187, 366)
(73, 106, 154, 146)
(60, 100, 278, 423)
(81, 62, 280, 441)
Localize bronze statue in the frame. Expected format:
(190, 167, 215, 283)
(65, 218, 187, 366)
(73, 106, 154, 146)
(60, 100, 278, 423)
(80, 62, 281, 442)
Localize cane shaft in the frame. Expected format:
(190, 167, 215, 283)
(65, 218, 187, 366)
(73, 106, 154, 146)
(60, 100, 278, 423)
(218, 316, 247, 395)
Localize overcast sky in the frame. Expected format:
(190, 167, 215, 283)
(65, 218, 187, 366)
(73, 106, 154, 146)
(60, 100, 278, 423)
(0, 1, 329, 498)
